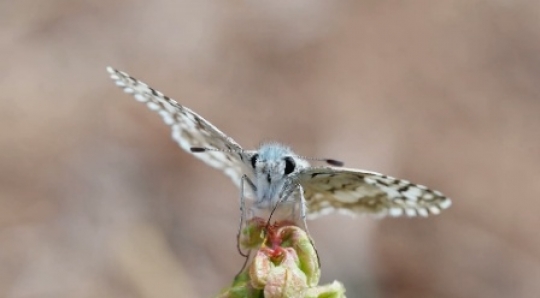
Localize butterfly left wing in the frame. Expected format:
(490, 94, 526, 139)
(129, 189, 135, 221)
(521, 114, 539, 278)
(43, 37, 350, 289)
(107, 67, 248, 188)
(294, 167, 452, 219)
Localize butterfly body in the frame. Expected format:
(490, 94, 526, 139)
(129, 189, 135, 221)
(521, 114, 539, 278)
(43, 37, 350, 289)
(107, 67, 452, 219)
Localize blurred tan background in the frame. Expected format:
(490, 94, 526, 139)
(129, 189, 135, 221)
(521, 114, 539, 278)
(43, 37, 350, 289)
(2, 0, 540, 297)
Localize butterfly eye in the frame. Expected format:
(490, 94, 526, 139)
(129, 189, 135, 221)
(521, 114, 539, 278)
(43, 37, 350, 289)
(251, 154, 259, 169)
(284, 157, 296, 175)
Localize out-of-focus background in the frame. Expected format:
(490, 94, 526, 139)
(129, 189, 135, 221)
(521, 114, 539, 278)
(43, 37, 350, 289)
(2, 0, 540, 297)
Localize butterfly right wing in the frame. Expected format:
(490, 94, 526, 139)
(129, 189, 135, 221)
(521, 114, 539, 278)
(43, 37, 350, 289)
(107, 67, 248, 187)
(294, 167, 451, 219)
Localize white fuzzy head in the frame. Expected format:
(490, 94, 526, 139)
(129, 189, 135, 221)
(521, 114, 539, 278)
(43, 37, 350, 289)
(249, 143, 309, 209)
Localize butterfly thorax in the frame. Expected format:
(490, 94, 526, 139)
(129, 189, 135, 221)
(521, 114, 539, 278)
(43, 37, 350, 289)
(250, 143, 309, 210)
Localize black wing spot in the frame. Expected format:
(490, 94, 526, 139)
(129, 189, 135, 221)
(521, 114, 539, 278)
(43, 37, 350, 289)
(377, 180, 390, 187)
(311, 172, 323, 178)
(397, 185, 410, 192)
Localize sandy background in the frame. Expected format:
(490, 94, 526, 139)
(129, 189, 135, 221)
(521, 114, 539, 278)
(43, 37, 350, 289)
(2, 0, 540, 297)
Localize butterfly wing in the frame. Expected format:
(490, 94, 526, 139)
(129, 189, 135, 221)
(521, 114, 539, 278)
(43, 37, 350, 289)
(107, 67, 247, 187)
(295, 167, 451, 219)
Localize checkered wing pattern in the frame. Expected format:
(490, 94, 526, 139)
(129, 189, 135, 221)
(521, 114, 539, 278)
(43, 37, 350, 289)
(295, 167, 451, 219)
(107, 67, 246, 187)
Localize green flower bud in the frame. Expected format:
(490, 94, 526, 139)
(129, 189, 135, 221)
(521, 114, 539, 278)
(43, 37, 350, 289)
(217, 219, 346, 298)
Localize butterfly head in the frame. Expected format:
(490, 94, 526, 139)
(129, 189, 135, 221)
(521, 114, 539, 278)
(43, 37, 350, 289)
(250, 143, 307, 206)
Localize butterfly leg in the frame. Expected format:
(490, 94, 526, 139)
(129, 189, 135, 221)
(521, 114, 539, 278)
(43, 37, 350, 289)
(237, 175, 256, 258)
(294, 184, 316, 247)
(296, 184, 321, 267)
(296, 184, 309, 232)
(282, 184, 321, 267)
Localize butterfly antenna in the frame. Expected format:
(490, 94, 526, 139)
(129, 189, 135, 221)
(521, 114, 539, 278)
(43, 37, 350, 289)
(190, 146, 244, 154)
(190, 146, 224, 153)
(190, 147, 209, 153)
(301, 156, 344, 167)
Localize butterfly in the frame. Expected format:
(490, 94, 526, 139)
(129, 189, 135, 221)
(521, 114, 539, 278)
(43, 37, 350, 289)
(107, 67, 451, 223)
